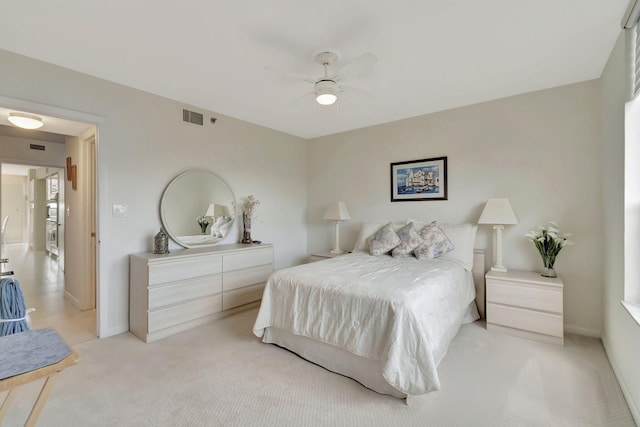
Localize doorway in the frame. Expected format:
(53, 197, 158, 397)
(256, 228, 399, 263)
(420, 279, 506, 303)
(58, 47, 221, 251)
(0, 113, 98, 345)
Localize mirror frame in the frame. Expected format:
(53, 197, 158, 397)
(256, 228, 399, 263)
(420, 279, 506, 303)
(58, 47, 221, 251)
(159, 169, 236, 249)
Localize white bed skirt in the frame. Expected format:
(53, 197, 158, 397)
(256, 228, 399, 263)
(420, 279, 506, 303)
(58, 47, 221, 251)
(261, 301, 478, 399)
(263, 326, 407, 398)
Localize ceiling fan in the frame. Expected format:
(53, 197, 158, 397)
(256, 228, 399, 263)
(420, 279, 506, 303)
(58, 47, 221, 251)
(288, 49, 378, 107)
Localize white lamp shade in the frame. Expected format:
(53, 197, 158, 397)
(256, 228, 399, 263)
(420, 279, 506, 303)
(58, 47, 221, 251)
(204, 204, 216, 217)
(323, 202, 351, 221)
(477, 198, 518, 225)
(205, 204, 226, 217)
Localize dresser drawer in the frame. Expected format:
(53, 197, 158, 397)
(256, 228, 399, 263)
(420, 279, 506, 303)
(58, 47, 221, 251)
(148, 294, 222, 333)
(149, 275, 222, 310)
(223, 247, 273, 272)
(149, 256, 222, 286)
(487, 302, 563, 338)
(487, 280, 562, 313)
(223, 265, 272, 292)
(223, 283, 265, 310)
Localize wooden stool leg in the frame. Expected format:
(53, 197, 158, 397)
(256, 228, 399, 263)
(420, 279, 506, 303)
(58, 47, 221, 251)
(0, 388, 17, 422)
(24, 373, 59, 427)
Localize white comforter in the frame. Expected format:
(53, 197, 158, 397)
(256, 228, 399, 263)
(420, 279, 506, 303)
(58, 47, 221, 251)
(252, 252, 477, 395)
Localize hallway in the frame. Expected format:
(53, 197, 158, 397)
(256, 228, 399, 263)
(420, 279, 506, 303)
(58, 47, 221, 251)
(2, 243, 96, 345)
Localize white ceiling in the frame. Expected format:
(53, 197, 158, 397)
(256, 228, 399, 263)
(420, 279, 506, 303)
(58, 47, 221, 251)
(0, 1, 631, 139)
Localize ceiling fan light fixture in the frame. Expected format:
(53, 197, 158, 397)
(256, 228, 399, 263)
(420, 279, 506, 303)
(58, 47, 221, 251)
(314, 79, 339, 106)
(316, 92, 338, 106)
(8, 112, 44, 130)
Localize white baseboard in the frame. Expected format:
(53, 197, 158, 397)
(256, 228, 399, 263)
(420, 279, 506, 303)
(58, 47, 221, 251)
(63, 290, 81, 309)
(601, 333, 640, 426)
(100, 325, 129, 339)
(564, 324, 600, 338)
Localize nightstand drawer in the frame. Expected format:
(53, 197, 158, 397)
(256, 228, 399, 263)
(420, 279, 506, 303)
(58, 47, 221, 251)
(487, 281, 562, 313)
(487, 302, 563, 338)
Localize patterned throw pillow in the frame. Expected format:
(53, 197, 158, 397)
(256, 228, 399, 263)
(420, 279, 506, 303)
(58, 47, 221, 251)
(392, 222, 422, 258)
(368, 222, 401, 256)
(414, 221, 454, 260)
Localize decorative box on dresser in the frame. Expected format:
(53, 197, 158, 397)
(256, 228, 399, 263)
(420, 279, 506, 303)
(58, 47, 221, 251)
(485, 269, 564, 345)
(130, 243, 273, 343)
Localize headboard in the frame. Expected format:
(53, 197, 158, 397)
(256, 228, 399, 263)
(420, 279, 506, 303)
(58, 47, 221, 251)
(472, 249, 486, 319)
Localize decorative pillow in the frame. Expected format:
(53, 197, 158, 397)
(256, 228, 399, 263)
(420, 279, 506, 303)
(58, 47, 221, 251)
(368, 222, 401, 256)
(391, 222, 422, 258)
(353, 222, 405, 253)
(414, 221, 454, 260)
(408, 218, 477, 269)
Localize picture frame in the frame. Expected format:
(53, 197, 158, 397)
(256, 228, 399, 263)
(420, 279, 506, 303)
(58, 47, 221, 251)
(66, 157, 72, 180)
(71, 165, 77, 190)
(390, 156, 447, 201)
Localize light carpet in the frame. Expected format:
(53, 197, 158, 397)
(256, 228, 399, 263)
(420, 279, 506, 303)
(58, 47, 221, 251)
(2, 308, 635, 427)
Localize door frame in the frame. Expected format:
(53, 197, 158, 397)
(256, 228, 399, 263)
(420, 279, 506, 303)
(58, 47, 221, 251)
(0, 95, 105, 336)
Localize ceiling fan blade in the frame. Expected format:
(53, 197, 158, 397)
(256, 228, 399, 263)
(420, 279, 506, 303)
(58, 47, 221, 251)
(291, 91, 316, 107)
(264, 65, 315, 84)
(340, 85, 375, 103)
(334, 52, 377, 80)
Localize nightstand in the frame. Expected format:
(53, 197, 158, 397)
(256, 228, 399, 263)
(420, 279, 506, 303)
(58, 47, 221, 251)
(485, 269, 564, 345)
(307, 251, 348, 263)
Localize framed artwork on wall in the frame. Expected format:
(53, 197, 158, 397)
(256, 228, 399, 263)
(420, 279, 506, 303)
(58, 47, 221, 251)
(71, 165, 77, 190)
(390, 156, 447, 201)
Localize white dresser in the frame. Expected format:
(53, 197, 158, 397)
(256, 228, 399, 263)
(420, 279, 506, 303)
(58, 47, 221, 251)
(485, 269, 564, 345)
(130, 243, 273, 343)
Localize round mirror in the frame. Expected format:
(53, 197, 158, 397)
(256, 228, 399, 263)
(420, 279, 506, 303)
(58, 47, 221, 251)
(160, 169, 236, 248)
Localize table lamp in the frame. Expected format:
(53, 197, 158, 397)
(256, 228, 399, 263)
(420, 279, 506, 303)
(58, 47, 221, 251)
(478, 198, 518, 272)
(323, 202, 351, 254)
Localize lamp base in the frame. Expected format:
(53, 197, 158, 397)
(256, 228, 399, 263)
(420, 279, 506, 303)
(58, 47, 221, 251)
(490, 265, 508, 273)
(330, 249, 344, 254)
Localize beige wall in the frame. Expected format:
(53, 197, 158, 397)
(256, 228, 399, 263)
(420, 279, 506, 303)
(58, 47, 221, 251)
(308, 80, 604, 336)
(0, 174, 27, 243)
(0, 48, 309, 337)
(600, 30, 640, 423)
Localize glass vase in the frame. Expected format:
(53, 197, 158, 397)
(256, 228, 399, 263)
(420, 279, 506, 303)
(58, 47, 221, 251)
(541, 266, 557, 278)
(241, 212, 252, 244)
(541, 257, 557, 278)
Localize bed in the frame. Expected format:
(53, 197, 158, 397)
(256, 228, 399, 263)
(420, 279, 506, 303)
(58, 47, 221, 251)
(252, 221, 485, 399)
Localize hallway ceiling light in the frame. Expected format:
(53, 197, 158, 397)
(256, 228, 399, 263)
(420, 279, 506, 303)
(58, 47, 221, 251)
(7, 112, 44, 130)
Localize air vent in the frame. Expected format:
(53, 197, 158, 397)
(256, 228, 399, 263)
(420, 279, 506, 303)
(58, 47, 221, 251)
(29, 144, 45, 151)
(182, 109, 204, 126)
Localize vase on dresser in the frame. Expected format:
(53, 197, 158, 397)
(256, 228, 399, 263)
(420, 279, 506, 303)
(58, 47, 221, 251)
(241, 212, 252, 244)
(540, 256, 557, 278)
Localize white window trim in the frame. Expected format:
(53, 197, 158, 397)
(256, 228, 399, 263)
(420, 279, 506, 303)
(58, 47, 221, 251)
(621, 301, 640, 327)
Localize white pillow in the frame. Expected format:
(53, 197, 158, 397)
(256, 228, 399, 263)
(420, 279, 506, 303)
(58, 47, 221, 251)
(368, 222, 401, 256)
(408, 219, 477, 269)
(353, 222, 405, 253)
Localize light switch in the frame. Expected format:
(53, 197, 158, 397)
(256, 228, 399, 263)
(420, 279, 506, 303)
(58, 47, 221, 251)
(112, 204, 128, 217)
